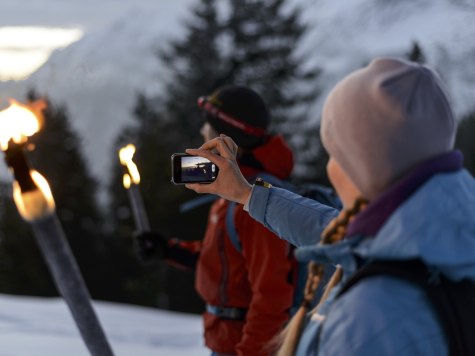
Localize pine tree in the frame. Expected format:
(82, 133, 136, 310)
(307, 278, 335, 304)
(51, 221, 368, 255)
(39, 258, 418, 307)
(160, 0, 223, 146)
(406, 41, 426, 63)
(224, 0, 319, 131)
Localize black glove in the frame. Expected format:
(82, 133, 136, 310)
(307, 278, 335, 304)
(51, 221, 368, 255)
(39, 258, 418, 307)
(133, 231, 169, 262)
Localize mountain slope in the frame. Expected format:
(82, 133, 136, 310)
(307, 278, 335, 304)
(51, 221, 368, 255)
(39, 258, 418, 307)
(298, 0, 475, 126)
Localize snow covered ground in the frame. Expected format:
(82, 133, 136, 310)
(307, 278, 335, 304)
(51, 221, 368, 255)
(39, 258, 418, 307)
(0, 293, 208, 356)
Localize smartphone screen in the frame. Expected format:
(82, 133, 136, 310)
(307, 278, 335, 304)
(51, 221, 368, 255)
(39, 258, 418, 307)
(171, 153, 218, 184)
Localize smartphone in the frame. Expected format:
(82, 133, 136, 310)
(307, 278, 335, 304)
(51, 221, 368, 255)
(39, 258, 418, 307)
(171, 153, 219, 184)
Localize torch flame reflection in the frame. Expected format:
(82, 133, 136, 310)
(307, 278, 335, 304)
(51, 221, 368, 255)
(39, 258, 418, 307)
(119, 144, 140, 188)
(13, 170, 55, 222)
(0, 99, 45, 151)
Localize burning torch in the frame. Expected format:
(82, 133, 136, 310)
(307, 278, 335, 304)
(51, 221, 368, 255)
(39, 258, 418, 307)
(0, 100, 115, 356)
(118, 144, 150, 233)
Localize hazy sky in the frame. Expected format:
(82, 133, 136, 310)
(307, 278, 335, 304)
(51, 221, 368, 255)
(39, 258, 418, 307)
(0, 0, 193, 80)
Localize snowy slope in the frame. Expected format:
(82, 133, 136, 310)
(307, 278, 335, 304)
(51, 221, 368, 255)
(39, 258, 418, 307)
(0, 0, 474, 187)
(297, 0, 475, 126)
(0, 293, 207, 356)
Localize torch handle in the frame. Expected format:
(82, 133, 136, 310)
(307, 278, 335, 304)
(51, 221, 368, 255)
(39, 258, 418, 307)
(32, 214, 115, 356)
(127, 184, 151, 232)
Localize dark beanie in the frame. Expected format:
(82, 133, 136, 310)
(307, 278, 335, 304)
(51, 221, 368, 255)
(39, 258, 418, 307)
(198, 85, 270, 149)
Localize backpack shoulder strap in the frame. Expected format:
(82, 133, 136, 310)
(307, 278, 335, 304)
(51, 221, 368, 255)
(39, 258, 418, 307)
(225, 201, 242, 252)
(179, 194, 219, 213)
(336, 259, 475, 356)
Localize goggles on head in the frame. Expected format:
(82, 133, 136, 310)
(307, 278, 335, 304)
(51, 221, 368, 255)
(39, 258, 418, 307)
(197, 96, 267, 137)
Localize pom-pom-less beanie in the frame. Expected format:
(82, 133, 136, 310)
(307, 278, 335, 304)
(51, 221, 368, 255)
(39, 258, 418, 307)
(199, 86, 270, 149)
(321, 57, 456, 199)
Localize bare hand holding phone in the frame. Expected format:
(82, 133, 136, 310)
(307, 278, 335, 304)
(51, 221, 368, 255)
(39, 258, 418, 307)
(171, 153, 219, 184)
(184, 135, 252, 205)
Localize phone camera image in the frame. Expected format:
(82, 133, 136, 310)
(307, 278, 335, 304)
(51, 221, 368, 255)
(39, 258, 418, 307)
(171, 153, 219, 184)
(181, 155, 217, 182)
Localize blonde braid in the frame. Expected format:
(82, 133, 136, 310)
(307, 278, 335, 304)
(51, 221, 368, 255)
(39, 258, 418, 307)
(321, 197, 368, 245)
(274, 197, 368, 356)
(272, 263, 324, 356)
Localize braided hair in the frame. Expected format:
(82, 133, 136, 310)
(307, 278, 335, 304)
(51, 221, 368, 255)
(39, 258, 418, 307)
(274, 197, 368, 356)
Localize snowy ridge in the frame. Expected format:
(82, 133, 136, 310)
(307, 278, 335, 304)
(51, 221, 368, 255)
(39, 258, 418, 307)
(298, 0, 475, 127)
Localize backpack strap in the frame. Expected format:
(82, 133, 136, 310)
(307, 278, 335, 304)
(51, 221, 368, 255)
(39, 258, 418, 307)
(226, 201, 242, 252)
(179, 194, 219, 214)
(335, 259, 475, 356)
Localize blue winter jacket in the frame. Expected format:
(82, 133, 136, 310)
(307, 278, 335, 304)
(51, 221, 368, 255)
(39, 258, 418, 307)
(248, 167, 475, 355)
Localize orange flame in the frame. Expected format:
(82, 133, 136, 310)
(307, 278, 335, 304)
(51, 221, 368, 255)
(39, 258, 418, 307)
(0, 99, 46, 151)
(119, 144, 140, 188)
(122, 173, 132, 189)
(13, 170, 56, 221)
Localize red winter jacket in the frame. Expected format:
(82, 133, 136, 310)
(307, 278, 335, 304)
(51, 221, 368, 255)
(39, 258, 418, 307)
(166, 135, 295, 355)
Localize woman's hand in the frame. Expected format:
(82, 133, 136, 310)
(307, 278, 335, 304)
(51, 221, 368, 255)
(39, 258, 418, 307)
(185, 135, 252, 205)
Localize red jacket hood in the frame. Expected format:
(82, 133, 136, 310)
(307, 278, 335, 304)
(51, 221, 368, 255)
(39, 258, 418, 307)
(239, 135, 294, 180)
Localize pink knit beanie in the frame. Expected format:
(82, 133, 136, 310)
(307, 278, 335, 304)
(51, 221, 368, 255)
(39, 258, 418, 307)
(321, 57, 456, 199)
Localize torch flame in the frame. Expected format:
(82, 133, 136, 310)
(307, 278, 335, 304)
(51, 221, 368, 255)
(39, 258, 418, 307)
(13, 170, 56, 222)
(0, 99, 46, 151)
(119, 144, 140, 187)
(123, 173, 132, 189)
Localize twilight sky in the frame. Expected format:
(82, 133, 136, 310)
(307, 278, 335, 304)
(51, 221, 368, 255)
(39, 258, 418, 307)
(0, 0, 193, 80)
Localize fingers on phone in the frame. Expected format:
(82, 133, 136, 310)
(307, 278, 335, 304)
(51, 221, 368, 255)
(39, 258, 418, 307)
(214, 137, 235, 158)
(220, 135, 237, 155)
(186, 136, 236, 163)
(186, 148, 214, 162)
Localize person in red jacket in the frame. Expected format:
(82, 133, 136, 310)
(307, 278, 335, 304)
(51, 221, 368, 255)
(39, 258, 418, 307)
(135, 85, 295, 356)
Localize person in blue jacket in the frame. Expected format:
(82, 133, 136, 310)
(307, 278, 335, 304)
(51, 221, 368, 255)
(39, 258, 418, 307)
(184, 57, 475, 355)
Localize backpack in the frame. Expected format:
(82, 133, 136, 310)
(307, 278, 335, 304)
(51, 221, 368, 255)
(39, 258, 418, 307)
(225, 172, 342, 315)
(333, 259, 475, 356)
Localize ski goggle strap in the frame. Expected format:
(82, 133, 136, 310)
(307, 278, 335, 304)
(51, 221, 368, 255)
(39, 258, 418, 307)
(197, 96, 267, 137)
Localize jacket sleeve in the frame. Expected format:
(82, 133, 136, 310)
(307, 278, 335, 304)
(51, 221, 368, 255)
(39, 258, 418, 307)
(234, 206, 294, 356)
(248, 185, 339, 247)
(164, 238, 202, 271)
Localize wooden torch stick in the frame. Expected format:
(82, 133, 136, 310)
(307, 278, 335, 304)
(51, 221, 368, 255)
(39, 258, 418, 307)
(119, 144, 150, 233)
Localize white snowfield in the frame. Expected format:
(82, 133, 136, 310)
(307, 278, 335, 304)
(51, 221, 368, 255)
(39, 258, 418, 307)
(0, 293, 208, 356)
